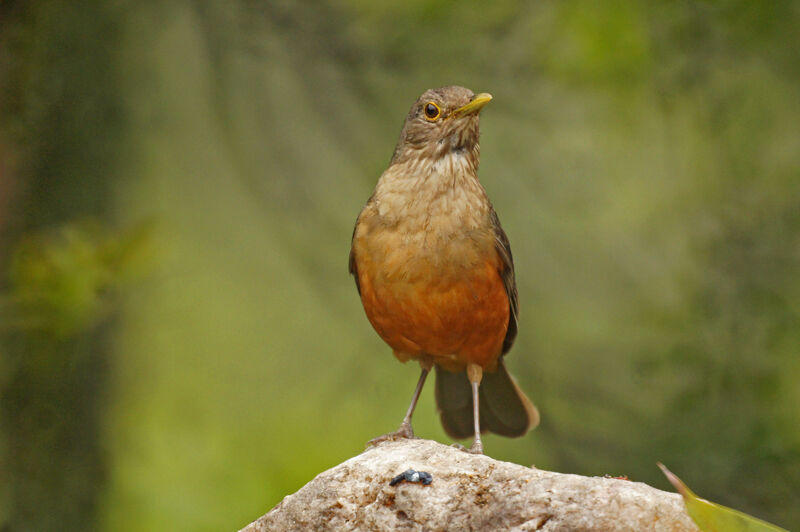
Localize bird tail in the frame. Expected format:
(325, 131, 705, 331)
(435, 360, 540, 440)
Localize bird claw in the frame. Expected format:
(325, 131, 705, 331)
(466, 440, 484, 455)
(450, 441, 483, 454)
(367, 421, 416, 447)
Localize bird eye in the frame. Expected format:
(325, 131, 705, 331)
(423, 102, 441, 121)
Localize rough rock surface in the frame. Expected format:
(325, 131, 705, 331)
(240, 439, 698, 531)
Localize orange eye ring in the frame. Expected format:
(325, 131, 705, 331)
(423, 101, 441, 121)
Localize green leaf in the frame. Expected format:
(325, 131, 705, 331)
(658, 463, 789, 532)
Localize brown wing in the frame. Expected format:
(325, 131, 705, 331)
(348, 223, 361, 296)
(490, 207, 518, 355)
(350, 195, 377, 296)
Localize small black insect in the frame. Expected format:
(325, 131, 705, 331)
(390, 469, 433, 486)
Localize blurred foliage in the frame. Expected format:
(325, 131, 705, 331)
(6, 221, 154, 337)
(0, 221, 150, 530)
(0, 1, 130, 530)
(1, 0, 799, 531)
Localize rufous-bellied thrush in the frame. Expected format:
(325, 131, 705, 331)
(349, 86, 539, 453)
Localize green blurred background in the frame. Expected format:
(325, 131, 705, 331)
(1, 1, 799, 530)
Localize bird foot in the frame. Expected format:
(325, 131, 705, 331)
(367, 421, 416, 447)
(452, 441, 483, 454)
(465, 440, 484, 455)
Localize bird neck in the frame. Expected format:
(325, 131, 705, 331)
(372, 148, 490, 234)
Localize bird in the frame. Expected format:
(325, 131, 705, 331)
(349, 86, 539, 454)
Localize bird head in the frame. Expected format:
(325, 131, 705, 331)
(390, 86, 492, 167)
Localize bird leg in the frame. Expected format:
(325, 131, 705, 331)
(368, 356, 433, 446)
(467, 363, 484, 454)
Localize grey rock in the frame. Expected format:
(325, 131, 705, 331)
(240, 439, 698, 532)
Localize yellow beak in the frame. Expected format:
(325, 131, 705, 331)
(451, 93, 492, 117)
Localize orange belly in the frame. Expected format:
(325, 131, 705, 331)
(356, 255, 509, 371)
